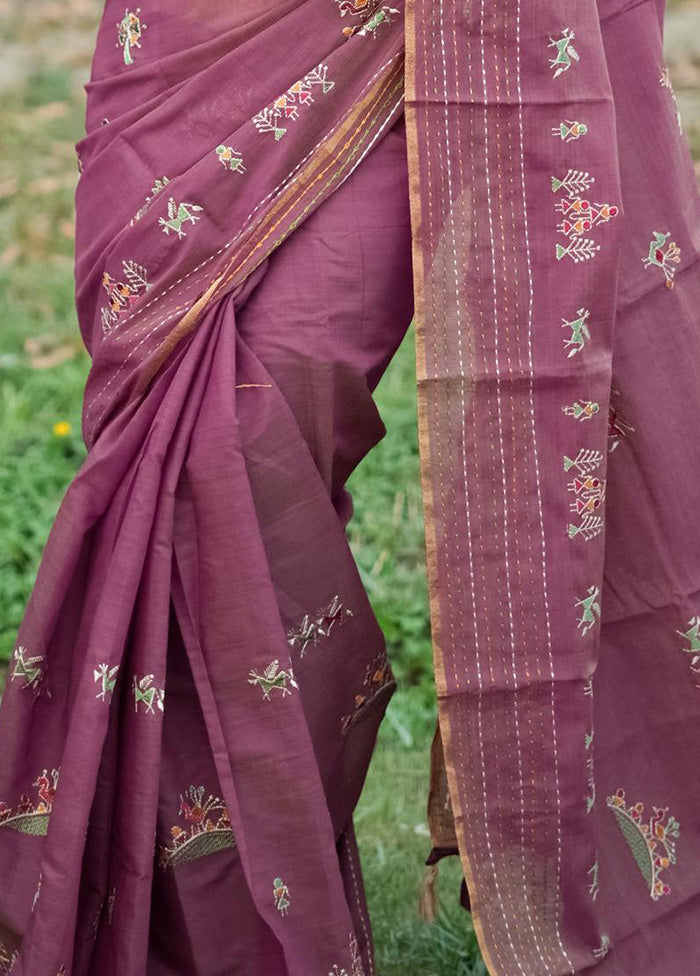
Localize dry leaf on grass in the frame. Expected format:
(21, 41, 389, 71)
(24, 334, 80, 369)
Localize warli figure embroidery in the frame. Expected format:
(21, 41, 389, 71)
(562, 399, 599, 421)
(561, 308, 591, 357)
(100, 260, 150, 336)
(287, 595, 353, 656)
(576, 586, 601, 636)
(93, 662, 120, 702)
(676, 616, 700, 688)
(159, 198, 203, 239)
(565, 451, 606, 542)
(10, 645, 50, 698)
(587, 860, 599, 901)
(642, 231, 681, 288)
(607, 790, 680, 900)
(157, 785, 235, 868)
(273, 877, 291, 915)
(130, 176, 170, 225)
(132, 673, 165, 714)
(585, 730, 596, 813)
(548, 28, 579, 78)
(340, 650, 394, 734)
(593, 935, 611, 960)
(248, 659, 299, 700)
(253, 64, 334, 141)
(660, 67, 683, 133)
(552, 120, 588, 142)
(0, 768, 59, 836)
(335, 0, 396, 38)
(0, 939, 19, 975)
(215, 145, 246, 174)
(355, 5, 399, 36)
(117, 9, 146, 66)
(556, 197, 619, 238)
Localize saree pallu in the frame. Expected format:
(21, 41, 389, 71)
(1, 1, 699, 975)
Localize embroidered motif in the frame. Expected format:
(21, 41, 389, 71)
(583, 678, 593, 697)
(660, 67, 683, 133)
(130, 176, 170, 225)
(159, 198, 203, 239)
(117, 9, 146, 66)
(32, 871, 42, 911)
(548, 29, 579, 78)
(349, 933, 365, 976)
(334, 0, 397, 38)
(328, 968, 348, 976)
(340, 650, 394, 734)
(92, 885, 116, 937)
(564, 449, 604, 475)
(157, 785, 235, 868)
(576, 586, 601, 636)
(676, 617, 700, 688)
(273, 877, 291, 915)
(107, 885, 116, 924)
(585, 730, 595, 813)
(551, 169, 595, 198)
(10, 645, 50, 698)
(355, 5, 399, 36)
(556, 198, 618, 238)
(100, 260, 150, 336)
(93, 663, 120, 702)
(587, 860, 599, 901)
(0, 768, 59, 836)
(642, 231, 681, 289)
(287, 595, 353, 656)
(593, 935, 610, 960)
(215, 145, 246, 174)
(566, 452, 606, 542)
(132, 673, 165, 714)
(607, 790, 680, 900)
(560, 308, 591, 357)
(248, 659, 299, 700)
(252, 64, 334, 141)
(562, 399, 599, 421)
(552, 120, 588, 142)
(608, 402, 635, 452)
(0, 938, 19, 974)
(556, 238, 600, 264)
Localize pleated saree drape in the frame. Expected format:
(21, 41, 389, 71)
(1, 1, 700, 974)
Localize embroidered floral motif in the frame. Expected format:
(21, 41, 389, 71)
(608, 401, 635, 452)
(340, 650, 394, 734)
(273, 877, 291, 915)
(132, 673, 164, 714)
(585, 730, 595, 813)
(676, 617, 700, 688)
(215, 145, 246, 174)
(0, 768, 59, 836)
(130, 176, 170, 225)
(100, 260, 150, 336)
(607, 790, 680, 900)
(10, 645, 50, 698)
(248, 659, 299, 700)
(565, 451, 606, 542)
(252, 64, 334, 141)
(551, 120, 588, 142)
(551, 169, 595, 198)
(159, 198, 203, 239)
(287, 595, 353, 655)
(157, 785, 235, 868)
(0, 938, 19, 974)
(560, 308, 591, 357)
(562, 399, 599, 421)
(593, 935, 610, 960)
(548, 29, 579, 78)
(587, 860, 599, 901)
(642, 231, 681, 289)
(576, 586, 601, 636)
(660, 67, 683, 133)
(117, 9, 146, 66)
(93, 663, 120, 702)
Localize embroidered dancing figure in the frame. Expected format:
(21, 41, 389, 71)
(562, 399, 599, 421)
(10, 645, 50, 698)
(556, 197, 619, 238)
(287, 594, 353, 655)
(93, 663, 120, 702)
(566, 451, 606, 543)
(100, 260, 149, 336)
(676, 616, 700, 688)
(248, 659, 299, 700)
(159, 198, 203, 239)
(215, 145, 246, 174)
(273, 877, 291, 915)
(132, 673, 165, 714)
(253, 64, 334, 141)
(552, 120, 588, 142)
(642, 231, 681, 289)
(561, 308, 591, 357)
(117, 9, 146, 66)
(548, 28, 579, 78)
(355, 5, 399, 36)
(576, 586, 601, 636)
(157, 785, 235, 868)
(0, 768, 59, 836)
(607, 790, 680, 900)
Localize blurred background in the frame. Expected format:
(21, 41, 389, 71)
(0, 2, 698, 974)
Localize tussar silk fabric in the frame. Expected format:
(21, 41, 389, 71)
(0, 2, 699, 976)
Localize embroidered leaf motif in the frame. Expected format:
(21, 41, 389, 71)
(117, 9, 146, 66)
(248, 659, 299, 700)
(585, 730, 596, 813)
(564, 449, 604, 476)
(642, 231, 681, 289)
(273, 877, 291, 915)
(575, 586, 601, 636)
(607, 790, 680, 900)
(132, 673, 164, 714)
(556, 238, 600, 264)
(0, 768, 59, 836)
(157, 785, 235, 869)
(548, 29, 579, 78)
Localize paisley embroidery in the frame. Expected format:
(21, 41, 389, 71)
(252, 64, 334, 141)
(273, 877, 291, 915)
(340, 650, 394, 734)
(593, 935, 610, 960)
(10, 645, 50, 698)
(565, 451, 606, 542)
(562, 399, 599, 421)
(0, 768, 59, 836)
(548, 28, 579, 78)
(660, 67, 683, 133)
(607, 790, 680, 900)
(93, 663, 119, 702)
(130, 176, 170, 226)
(159, 198, 204, 239)
(117, 9, 146, 66)
(642, 231, 681, 289)
(676, 617, 700, 688)
(560, 308, 591, 357)
(248, 659, 299, 700)
(576, 586, 601, 636)
(287, 595, 353, 655)
(552, 120, 588, 142)
(587, 860, 599, 901)
(157, 785, 235, 868)
(215, 145, 246, 174)
(132, 673, 165, 714)
(100, 260, 150, 336)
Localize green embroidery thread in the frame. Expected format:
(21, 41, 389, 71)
(248, 660, 299, 700)
(253, 64, 334, 140)
(566, 451, 606, 543)
(548, 29, 579, 78)
(551, 169, 595, 197)
(157, 785, 235, 869)
(273, 877, 291, 915)
(576, 586, 601, 636)
(215, 145, 246, 174)
(93, 663, 119, 702)
(607, 790, 680, 900)
(676, 616, 700, 688)
(10, 645, 50, 698)
(132, 673, 165, 714)
(642, 231, 681, 289)
(552, 120, 588, 142)
(0, 768, 59, 836)
(159, 198, 203, 239)
(585, 731, 595, 813)
(562, 399, 599, 421)
(130, 176, 170, 226)
(287, 595, 353, 656)
(560, 308, 591, 357)
(117, 9, 146, 66)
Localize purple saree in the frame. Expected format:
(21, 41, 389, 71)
(1, 0, 699, 974)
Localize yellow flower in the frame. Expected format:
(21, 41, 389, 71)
(52, 421, 71, 437)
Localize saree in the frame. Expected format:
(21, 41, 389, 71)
(0, 0, 699, 974)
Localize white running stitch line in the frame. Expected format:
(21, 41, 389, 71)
(344, 830, 374, 976)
